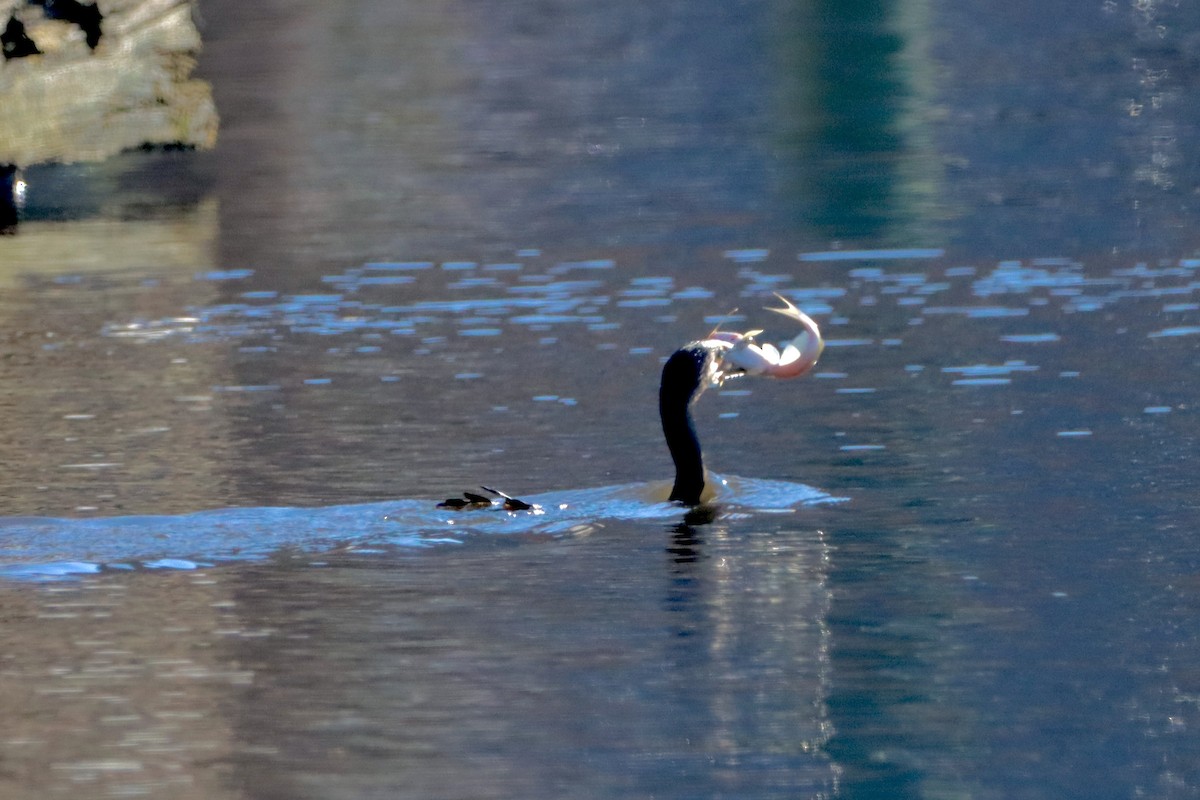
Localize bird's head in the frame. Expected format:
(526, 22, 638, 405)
(661, 340, 733, 405)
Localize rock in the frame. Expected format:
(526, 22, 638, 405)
(0, 0, 217, 169)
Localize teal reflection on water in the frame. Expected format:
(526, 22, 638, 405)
(772, 0, 942, 245)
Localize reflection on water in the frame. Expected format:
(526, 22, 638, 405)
(0, 515, 840, 799)
(3, 0, 1200, 798)
(223, 522, 836, 799)
(774, 0, 942, 245)
(4, 244, 1200, 796)
(0, 569, 247, 800)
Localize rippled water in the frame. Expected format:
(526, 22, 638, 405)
(3, 0, 1200, 798)
(0, 476, 839, 579)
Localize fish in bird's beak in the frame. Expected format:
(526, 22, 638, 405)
(705, 293, 824, 382)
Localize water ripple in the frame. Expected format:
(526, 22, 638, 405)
(0, 477, 841, 581)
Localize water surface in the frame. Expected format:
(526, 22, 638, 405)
(3, 0, 1200, 798)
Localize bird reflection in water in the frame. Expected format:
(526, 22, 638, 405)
(664, 521, 709, 641)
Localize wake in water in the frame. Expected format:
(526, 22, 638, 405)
(0, 476, 841, 580)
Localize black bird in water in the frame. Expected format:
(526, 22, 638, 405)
(659, 342, 721, 505)
(658, 294, 825, 504)
(441, 294, 824, 510)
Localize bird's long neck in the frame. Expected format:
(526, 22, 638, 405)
(660, 346, 709, 505)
